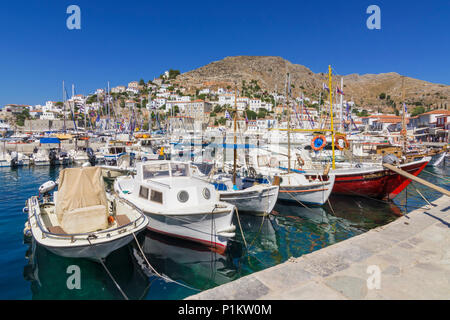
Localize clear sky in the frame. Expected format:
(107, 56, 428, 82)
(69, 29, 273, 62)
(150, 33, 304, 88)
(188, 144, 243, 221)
(0, 0, 448, 106)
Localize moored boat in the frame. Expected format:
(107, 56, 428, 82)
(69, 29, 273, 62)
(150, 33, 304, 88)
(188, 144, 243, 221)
(25, 167, 148, 260)
(114, 161, 236, 254)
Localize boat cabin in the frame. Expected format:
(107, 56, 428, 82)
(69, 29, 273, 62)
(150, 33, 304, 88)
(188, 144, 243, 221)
(124, 161, 216, 210)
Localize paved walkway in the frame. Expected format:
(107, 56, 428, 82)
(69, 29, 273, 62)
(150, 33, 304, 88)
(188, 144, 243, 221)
(187, 196, 449, 300)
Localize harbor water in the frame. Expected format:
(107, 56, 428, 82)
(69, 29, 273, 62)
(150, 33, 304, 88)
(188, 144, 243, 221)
(0, 164, 448, 300)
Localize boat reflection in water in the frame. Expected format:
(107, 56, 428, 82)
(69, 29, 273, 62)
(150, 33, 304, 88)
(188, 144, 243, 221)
(135, 231, 242, 295)
(270, 196, 401, 259)
(23, 241, 150, 300)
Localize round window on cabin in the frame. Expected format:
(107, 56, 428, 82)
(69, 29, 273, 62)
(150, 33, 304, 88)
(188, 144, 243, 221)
(177, 190, 189, 203)
(202, 188, 211, 200)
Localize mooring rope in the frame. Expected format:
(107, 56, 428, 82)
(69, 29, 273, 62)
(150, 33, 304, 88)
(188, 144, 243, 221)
(421, 169, 450, 181)
(86, 236, 129, 300)
(131, 232, 200, 292)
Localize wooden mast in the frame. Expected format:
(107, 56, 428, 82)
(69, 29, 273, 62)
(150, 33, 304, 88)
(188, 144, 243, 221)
(401, 76, 407, 154)
(287, 73, 291, 173)
(329, 65, 336, 169)
(233, 82, 237, 186)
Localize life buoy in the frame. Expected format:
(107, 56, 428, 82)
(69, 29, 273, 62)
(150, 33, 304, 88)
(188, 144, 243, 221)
(400, 129, 407, 135)
(335, 135, 349, 151)
(311, 135, 326, 151)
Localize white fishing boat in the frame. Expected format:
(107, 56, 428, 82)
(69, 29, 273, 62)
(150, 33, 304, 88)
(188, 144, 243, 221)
(114, 161, 236, 254)
(25, 167, 148, 260)
(205, 172, 279, 216)
(101, 154, 135, 179)
(248, 149, 335, 205)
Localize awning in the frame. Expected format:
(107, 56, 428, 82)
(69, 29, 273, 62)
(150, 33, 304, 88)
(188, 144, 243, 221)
(39, 137, 60, 144)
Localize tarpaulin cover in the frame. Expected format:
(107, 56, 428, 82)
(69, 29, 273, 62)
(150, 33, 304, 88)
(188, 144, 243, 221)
(55, 167, 108, 234)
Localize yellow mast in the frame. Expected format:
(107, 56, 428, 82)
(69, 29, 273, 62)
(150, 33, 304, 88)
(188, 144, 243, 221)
(329, 65, 336, 169)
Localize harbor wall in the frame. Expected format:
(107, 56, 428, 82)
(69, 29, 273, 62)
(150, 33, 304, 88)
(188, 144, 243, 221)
(186, 195, 449, 300)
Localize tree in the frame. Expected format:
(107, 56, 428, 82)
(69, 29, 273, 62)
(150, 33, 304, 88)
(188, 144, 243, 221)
(139, 79, 145, 86)
(246, 110, 257, 120)
(213, 105, 223, 114)
(379, 93, 386, 100)
(411, 106, 425, 117)
(168, 69, 180, 79)
(16, 109, 30, 126)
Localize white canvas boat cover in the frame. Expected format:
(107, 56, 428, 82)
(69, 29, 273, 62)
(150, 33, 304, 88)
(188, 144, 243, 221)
(55, 167, 109, 234)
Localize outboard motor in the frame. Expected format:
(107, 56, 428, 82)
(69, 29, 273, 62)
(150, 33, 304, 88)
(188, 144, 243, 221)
(10, 151, 19, 168)
(86, 148, 96, 166)
(382, 154, 400, 165)
(48, 149, 58, 166)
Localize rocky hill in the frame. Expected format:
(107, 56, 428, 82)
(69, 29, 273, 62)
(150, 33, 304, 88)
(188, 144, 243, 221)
(174, 56, 449, 111)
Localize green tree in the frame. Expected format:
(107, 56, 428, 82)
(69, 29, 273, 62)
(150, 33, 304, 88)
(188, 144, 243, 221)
(379, 93, 386, 100)
(139, 79, 145, 86)
(246, 109, 257, 120)
(411, 106, 425, 117)
(168, 69, 180, 79)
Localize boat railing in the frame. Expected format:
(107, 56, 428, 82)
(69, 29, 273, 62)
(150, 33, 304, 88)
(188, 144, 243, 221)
(30, 196, 147, 241)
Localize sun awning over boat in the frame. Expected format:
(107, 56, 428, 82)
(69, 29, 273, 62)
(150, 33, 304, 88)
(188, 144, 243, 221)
(39, 137, 61, 144)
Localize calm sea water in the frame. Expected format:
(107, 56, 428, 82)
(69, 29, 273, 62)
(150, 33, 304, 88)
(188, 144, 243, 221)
(0, 163, 448, 300)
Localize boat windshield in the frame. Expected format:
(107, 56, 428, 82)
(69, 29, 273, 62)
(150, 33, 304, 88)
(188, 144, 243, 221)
(142, 163, 170, 179)
(257, 155, 270, 167)
(171, 163, 189, 177)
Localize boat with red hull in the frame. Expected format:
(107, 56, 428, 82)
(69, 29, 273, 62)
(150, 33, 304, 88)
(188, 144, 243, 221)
(305, 157, 430, 200)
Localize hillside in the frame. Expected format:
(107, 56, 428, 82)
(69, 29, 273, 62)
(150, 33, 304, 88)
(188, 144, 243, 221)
(174, 56, 450, 111)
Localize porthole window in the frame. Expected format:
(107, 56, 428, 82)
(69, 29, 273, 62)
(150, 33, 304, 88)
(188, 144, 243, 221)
(202, 188, 211, 200)
(177, 190, 189, 203)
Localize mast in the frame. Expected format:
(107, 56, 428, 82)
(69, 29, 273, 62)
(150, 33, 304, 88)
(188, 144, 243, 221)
(339, 77, 344, 132)
(233, 83, 237, 186)
(401, 76, 407, 154)
(62, 80, 66, 132)
(329, 65, 336, 169)
(287, 73, 291, 173)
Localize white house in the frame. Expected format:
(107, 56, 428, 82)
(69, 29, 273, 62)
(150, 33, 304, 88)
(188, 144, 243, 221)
(40, 111, 56, 120)
(126, 87, 140, 95)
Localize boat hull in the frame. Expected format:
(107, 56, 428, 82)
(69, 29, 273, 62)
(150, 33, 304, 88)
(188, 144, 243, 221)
(144, 209, 235, 255)
(278, 176, 335, 206)
(218, 185, 279, 215)
(36, 233, 135, 260)
(330, 159, 429, 200)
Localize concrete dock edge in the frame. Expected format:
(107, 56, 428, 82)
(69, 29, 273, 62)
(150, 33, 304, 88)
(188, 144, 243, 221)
(186, 196, 449, 300)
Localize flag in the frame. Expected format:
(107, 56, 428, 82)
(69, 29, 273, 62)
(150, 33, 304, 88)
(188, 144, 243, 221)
(403, 103, 407, 113)
(322, 83, 330, 92)
(336, 86, 344, 95)
(225, 110, 232, 119)
(245, 112, 248, 124)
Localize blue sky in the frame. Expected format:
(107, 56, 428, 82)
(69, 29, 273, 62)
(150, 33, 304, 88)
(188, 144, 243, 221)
(0, 0, 448, 106)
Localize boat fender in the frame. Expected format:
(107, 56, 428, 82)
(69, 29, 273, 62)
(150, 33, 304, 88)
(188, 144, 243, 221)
(296, 155, 305, 167)
(38, 180, 57, 194)
(23, 223, 31, 238)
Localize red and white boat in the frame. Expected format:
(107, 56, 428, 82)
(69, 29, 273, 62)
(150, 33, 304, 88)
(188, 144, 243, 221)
(305, 157, 430, 200)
